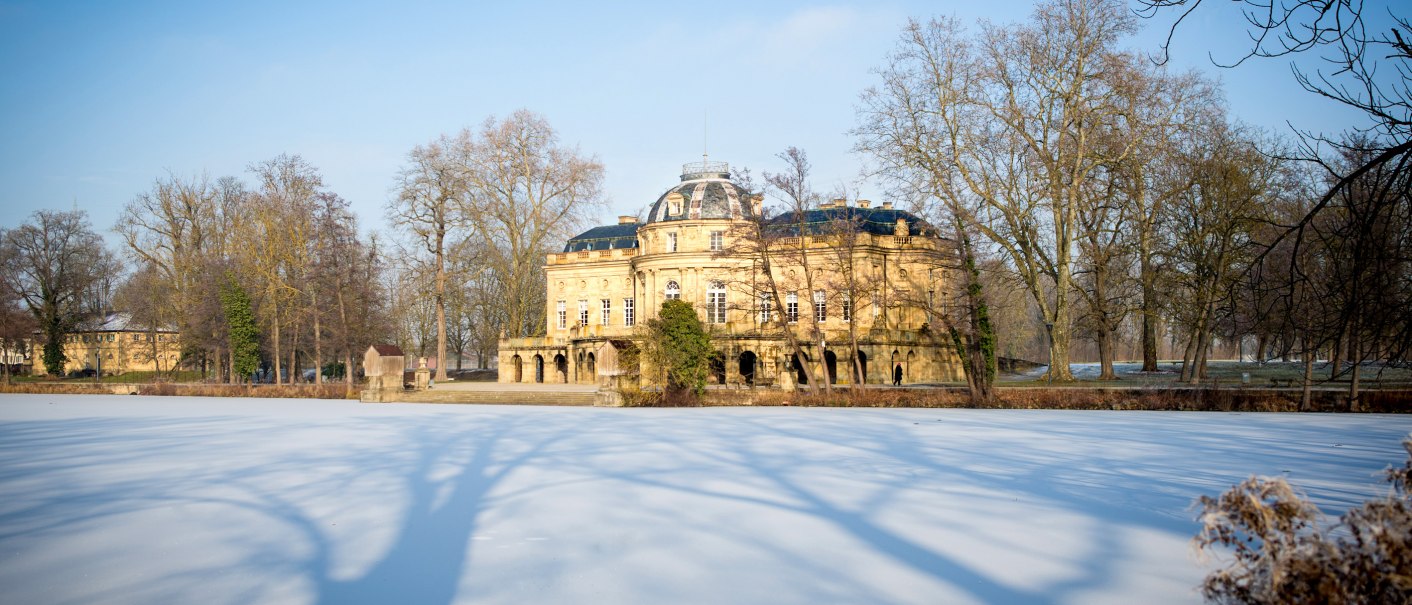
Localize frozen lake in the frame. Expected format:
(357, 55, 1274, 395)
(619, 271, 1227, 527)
(1, 395, 1407, 604)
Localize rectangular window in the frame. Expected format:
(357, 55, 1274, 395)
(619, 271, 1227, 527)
(133, 334, 141, 342)
(814, 290, 827, 323)
(786, 292, 798, 323)
(557, 300, 567, 329)
(842, 292, 852, 322)
(758, 292, 772, 323)
(601, 299, 611, 326)
(667, 232, 678, 252)
(624, 298, 635, 327)
(709, 230, 723, 251)
(708, 292, 726, 324)
(578, 300, 589, 326)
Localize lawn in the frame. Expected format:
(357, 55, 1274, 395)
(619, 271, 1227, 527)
(0, 395, 1407, 604)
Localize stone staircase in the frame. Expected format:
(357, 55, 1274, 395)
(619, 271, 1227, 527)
(393, 388, 599, 406)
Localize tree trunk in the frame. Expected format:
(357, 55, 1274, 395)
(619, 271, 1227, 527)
(1048, 265, 1076, 382)
(1096, 321, 1116, 380)
(1255, 333, 1268, 366)
(1300, 336, 1314, 412)
(1349, 338, 1361, 410)
(1139, 230, 1159, 372)
(435, 241, 449, 383)
(313, 289, 323, 386)
(1179, 325, 1199, 382)
(271, 311, 282, 384)
(1328, 328, 1344, 380)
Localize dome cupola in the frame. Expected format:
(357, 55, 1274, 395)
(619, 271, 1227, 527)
(644, 159, 754, 224)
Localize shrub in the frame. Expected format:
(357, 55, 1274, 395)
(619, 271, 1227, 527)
(1194, 439, 1412, 604)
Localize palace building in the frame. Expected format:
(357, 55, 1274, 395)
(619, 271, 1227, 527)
(497, 160, 963, 388)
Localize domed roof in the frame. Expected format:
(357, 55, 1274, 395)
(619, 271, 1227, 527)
(644, 160, 753, 224)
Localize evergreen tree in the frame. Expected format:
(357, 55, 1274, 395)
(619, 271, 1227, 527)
(644, 300, 713, 399)
(220, 274, 260, 382)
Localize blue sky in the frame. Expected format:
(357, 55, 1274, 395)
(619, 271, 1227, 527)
(0, 0, 1377, 242)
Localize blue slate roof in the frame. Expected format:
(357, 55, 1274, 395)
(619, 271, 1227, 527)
(563, 223, 640, 252)
(767, 206, 937, 238)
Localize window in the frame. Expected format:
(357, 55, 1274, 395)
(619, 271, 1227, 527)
(667, 232, 677, 252)
(133, 334, 141, 342)
(665, 280, 681, 300)
(842, 292, 852, 322)
(709, 230, 723, 251)
(578, 300, 589, 326)
(624, 298, 635, 327)
(872, 291, 881, 319)
(557, 300, 567, 329)
(601, 299, 611, 326)
(708, 281, 727, 324)
(786, 292, 799, 323)
(758, 292, 772, 323)
(814, 290, 827, 323)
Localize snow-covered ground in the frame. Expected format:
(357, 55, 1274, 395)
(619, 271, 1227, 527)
(1, 395, 1407, 605)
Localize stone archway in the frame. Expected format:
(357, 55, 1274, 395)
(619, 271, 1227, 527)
(856, 349, 868, 384)
(709, 352, 725, 385)
(587, 352, 596, 379)
(824, 350, 838, 384)
(738, 351, 757, 386)
(534, 354, 544, 383)
(792, 352, 810, 385)
(554, 353, 568, 383)
(511, 354, 523, 383)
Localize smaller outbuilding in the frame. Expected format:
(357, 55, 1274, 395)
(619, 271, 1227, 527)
(361, 344, 405, 402)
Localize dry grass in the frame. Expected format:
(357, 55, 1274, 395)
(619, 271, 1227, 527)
(701, 387, 1412, 413)
(1195, 440, 1412, 604)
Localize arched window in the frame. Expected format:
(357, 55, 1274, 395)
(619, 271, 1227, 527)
(665, 280, 681, 300)
(708, 281, 727, 324)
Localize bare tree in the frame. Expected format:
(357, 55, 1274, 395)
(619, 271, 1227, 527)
(763, 148, 834, 395)
(0, 250, 35, 383)
(391, 136, 466, 382)
(855, 1, 1151, 381)
(1164, 121, 1280, 384)
(718, 161, 823, 395)
(115, 172, 234, 377)
(1139, 1, 1412, 371)
(113, 264, 175, 375)
(457, 110, 606, 340)
(239, 154, 323, 384)
(0, 210, 112, 376)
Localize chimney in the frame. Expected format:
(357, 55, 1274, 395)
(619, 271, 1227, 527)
(618, 216, 638, 224)
(881, 201, 893, 210)
(857, 199, 872, 208)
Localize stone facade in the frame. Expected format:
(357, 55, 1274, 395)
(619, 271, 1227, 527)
(29, 314, 182, 376)
(498, 160, 963, 388)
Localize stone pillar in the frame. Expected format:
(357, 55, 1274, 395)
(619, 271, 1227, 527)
(414, 357, 431, 390)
